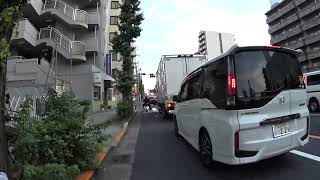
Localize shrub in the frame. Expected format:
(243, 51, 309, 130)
(22, 164, 79, 180)
(117, 101, 134, 119)
(13, 89, 110, 179)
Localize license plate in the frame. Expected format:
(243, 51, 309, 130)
(272, 122, 290, 138)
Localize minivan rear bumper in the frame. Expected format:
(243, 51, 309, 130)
(236, 131, 309, 165)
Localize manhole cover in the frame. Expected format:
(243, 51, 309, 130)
(111, 154, 132, 164)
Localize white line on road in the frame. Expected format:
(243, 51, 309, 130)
(290, 150, 320, 162)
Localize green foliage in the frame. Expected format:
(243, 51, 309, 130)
(13, 90, 110, 179)
(0, 0, 26, 63)
(138, 81, 145, 97)
(112, 0, 144, 103)
(21, 164, 79, 180)
(117, 101, 134, 119)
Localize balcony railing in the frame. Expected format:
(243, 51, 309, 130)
(307, 49, 320, 59)
(39, 27, 85, 57)
(286, 26, 301, 38)
(43, 0, 88, 25)
(299, 3, 320, 18)
(305, 32, 320, 45)
(288, 40, 304, 49)
(295, 0, 306, 6)
(278, 2, 295, 17)
(271, 35, 284, 44)
(303, 16, 320, 31)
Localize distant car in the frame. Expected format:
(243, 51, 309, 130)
(174, 45, 309, 166)
(304, 70, 320, 112)
(149, 97, 158, 105)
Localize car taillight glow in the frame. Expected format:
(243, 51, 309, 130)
(227, 75, 236, 96)
(234, 131, 239, 151)
(166, 102, 175, 108)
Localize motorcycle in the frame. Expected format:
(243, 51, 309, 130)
(143, 103, 150, 112)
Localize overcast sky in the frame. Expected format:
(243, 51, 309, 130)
(136, 0, 273, 92)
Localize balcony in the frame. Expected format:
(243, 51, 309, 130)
(267, 2, 295, 24)
(268, 22, 281, 34)
(76, 0, 100, 9)
(42, 0, 88, 29)
(283, 14, 298, 27)
(278, 2, 295, 17)
(11, 19, 38, 47)
(266, 12, 280, 24)
(298, 54, 306, 62)
(305, 32, 320, 45)
(295, 0, 307, 6)
(38, 27, 86, 61)
(271, 35, 284, 45)
(88, 11, 100, 26)
(288, 40, 304, 49)
(298, 3, 320, 18)
(85, 38, 99, 52)
(285, 26, 302, 38)
(307, 49, 320, 60)
(303, 16, 320, 31)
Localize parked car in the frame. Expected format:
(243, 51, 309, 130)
(304, 70, 320, 112)
(174, 45, 309, 166)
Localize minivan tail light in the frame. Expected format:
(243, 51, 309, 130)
(227, 75, 236, 96)
(266, 45, 281, 49)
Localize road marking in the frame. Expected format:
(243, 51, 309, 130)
(290, 150, 320, 162)
(310, 134, 320, 140)
(310, 114, 320, 116)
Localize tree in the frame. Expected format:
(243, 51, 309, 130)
(0, 0, 27, 174)
(112, 0, 144, 104)
(138, 79, 144, 99)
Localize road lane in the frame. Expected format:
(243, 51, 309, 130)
(131, 112, 320, 180)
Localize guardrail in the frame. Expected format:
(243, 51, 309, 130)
(43, 0, 88, 25)
(39, 27, 86, 57)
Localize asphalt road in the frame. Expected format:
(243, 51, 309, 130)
(130, 112, 320, 180)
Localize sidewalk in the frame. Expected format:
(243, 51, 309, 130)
(86, 110, 123, 152)
(76, 105, 141, 180)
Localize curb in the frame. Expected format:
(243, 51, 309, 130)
(75, 112, 137, 180)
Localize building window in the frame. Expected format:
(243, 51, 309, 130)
(109, 32, 117, 42)
(111, 1, 119, 9)
(110, 16, 118, 25)
(110, 50, 118, 61)
(94, 86, 101, 100)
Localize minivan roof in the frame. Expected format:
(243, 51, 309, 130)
(183, 45, 301, 83)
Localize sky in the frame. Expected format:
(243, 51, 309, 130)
(135, 0, 273, 92)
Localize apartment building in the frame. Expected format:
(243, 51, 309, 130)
(106, 0, 123, 106)
(9, 0, 114, 112)
(198, 30, 236, 60)
(266, 0, 320, 72)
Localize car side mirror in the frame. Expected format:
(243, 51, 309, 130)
(173, 95, 179, 102)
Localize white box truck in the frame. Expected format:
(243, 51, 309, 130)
(155, 54, 207, 118)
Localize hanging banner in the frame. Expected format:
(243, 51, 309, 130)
(105, 53, 112, 76)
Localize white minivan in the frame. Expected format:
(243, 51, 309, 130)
(304, 70, 320, 112)
(174, 45, 309, 166)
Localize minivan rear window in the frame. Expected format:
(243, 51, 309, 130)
(235, 50, 303, 108)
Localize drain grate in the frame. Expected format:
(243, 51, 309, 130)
(111, 154, 132, 164)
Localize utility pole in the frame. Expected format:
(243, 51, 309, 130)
(0, 60, 9, 174)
